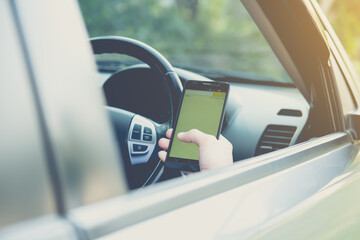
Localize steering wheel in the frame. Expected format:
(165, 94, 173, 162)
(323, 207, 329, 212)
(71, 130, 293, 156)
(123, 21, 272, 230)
(91, 36, 183, 189)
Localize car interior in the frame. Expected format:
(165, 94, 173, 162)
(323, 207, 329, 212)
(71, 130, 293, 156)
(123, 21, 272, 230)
(76, 0, 337, 190)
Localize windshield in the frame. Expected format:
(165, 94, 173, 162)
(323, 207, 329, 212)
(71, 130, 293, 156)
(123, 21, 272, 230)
(78, 0, 291, 84)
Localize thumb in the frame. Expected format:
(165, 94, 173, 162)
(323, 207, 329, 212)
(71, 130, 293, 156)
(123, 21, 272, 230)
(177, 129, 214, 146)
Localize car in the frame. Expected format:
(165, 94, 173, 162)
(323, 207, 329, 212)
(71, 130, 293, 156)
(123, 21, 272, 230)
(2, 0, 360, 239)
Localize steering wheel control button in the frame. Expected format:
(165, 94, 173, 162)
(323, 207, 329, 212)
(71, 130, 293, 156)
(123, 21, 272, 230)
(144, 127, 152, 134)
(133, 124, 141, 131)
(131, 124, 142, 140)
(133, 144, 148, 153)
(128, 115, 157, 164)
(131, 131, 140, 140)
(143, 134, 152, 142)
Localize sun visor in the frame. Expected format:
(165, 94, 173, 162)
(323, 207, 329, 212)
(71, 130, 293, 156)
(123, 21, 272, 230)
(241, 0, 330, 104)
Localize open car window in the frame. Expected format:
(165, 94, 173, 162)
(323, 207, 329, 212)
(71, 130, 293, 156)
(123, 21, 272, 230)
(78, 0, 291, 84)
(77, 0, 310, 192)
(75, 0, 349, 192)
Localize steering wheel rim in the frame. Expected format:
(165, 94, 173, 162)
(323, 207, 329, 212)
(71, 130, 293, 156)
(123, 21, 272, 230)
(91, 36, 182, 117)
(91, 36, 183, 189)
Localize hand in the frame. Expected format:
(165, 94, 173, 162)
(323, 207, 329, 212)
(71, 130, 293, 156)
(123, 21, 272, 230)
(158, 129, 233, 171)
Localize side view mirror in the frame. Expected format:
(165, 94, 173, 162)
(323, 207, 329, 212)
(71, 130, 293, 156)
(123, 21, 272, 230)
(349, 111, 360, 140)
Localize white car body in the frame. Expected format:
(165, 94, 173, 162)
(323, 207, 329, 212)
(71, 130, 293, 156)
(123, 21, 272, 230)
(1, 0, 360, 239)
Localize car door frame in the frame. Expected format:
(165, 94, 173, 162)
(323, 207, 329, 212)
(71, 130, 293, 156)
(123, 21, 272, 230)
(64, 0, 360, 239)
(4, 0, 358, 239)
(0, 0, 78, 239)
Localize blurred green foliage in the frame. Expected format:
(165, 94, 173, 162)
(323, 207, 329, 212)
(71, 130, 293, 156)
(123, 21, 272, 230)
(77, 0, 290, 82)
(78, 0, 360, 81)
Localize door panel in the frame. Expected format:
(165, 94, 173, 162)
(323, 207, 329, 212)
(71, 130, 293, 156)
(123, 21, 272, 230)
(69, 133, 353, 239)
(0, 216, 77, 240)
(13, 0, 127, 210)
(248, 148, 360, 240)
(100, 136, 355, 239)
(0, 1, 79, 239)
(0, 0, 55, 227)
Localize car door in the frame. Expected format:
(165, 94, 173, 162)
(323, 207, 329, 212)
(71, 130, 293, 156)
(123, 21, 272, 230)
(1, 0, 129, 239)
(64, 0, 360, 239)
(0, 1, 77, 239)
(2, 0, 360, 240)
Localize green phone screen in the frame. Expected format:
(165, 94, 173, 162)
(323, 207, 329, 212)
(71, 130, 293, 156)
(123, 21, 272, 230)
(169, 89, 226, 160)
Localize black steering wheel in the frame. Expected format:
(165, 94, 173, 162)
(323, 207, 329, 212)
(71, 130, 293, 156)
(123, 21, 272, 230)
(91, 36, 183, 189)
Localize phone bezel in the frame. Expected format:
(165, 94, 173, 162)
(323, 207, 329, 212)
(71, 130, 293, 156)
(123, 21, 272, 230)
(164, 80, 229, 172)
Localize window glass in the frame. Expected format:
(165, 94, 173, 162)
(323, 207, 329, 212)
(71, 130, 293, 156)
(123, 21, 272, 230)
(317, 0, 360, 74)
(78, 0, 291, 84)
(330, 54, 355, 115)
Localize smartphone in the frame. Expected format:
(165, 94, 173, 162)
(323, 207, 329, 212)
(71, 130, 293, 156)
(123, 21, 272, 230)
(165, 80, 229, 172)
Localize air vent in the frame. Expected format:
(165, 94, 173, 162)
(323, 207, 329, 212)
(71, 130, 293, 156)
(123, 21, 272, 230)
(255, 125, 297, 156)
(277, 109, 302, 117)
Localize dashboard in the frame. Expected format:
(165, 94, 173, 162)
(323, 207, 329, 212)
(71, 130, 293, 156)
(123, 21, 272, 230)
(99, 65, 309, 162)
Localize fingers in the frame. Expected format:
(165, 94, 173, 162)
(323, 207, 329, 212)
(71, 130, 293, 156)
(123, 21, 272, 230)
(158, 137, 170, 150)
(157, 128, 172, 151)
(166, 128, 173, 139)
(158, 150, 167, 162)
(177, 129, 215, 146)
(157, 129, 172, 162)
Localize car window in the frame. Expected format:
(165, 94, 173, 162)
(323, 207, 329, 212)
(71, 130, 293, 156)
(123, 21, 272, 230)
(329, 53, 356, 116)
(317, 0, 360, 75)
(78, 0, 291, 84)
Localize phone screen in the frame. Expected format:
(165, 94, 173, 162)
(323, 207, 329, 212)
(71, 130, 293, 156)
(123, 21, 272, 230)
(168, 88, 227, 161)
